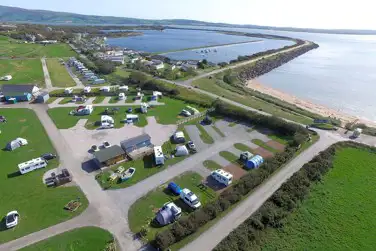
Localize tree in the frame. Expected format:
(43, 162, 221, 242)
(129, 72, 148, 85)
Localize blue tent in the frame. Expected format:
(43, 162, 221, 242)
(245, 155, 264, 169)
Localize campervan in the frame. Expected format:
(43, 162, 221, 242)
(101, 115, 114, 129)
(18, 157, 48, 174)
(154, 146, 164, 165)
(211, 169, 233, 186)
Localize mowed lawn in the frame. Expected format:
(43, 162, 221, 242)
(0, 36, 76, 58)
(0, 109, 88, 244)
(19, 227, 114, 251)
(129, 172, 216, 241)
(0, 59, 44, 86)
(47, 97, 203, 129)
(46, 58, 76, 87)
(261, 147, 376, 251)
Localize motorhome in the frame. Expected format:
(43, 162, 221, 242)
(154, 146, 164, 165)
(211, 169, 233, 186)
(18, 157, 48, 174)
(101, 115, 114, 128)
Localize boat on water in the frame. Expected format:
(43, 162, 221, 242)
(214, 49, 217, 52)
(120, 167, 136, 181)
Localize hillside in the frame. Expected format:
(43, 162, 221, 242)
(1, 5, 376, 35)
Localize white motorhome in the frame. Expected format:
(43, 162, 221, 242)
(154, 146, 164, 165)
(180, 188, 201, 209)
(211, 169, 233, 186)
(101, 115, 114, 128)
(18, 157, 48, 174)
(126, 114, 139, 124)
(140, 103, 148, 113)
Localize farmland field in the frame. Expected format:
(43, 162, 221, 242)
(0, 36, 76, 58)
(19, 227, 114, 251)
(46, 58, 76, 87)
(0, 59, 44, 86)
(260, 147, 376, 251)
(0, 109, 88, 244)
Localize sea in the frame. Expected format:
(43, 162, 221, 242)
(107, 26, 376, 122)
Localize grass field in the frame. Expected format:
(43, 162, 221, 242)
(203, 160, 222, 171)
(193, 78, 313, 125)
(212, 125, 225, 137)
(92, 96, 105, 104)
(0, 36, 77, 58)
(196, 124, 214, 144)
(219, 151, 239, 163)
(0, 109, 88, 244)
(261, 147, 376, 251)
(0, 59, 44, 86)
(47, 98, 202, 129)
(234, 143, 254, 153)
(46, 59, 76, 87)
(252, 139, 278, 153)
(128, 172, 216, 242)
(19, 227, 114, 251)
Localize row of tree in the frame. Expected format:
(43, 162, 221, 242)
(213, 141, 372, 251)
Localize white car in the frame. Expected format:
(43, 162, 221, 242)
(180, 188, 201, 209)
(181, 110, 191, 117)
(5, 211, 19, 228)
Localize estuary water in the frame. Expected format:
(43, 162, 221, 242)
(106, 29, 294, 63)
(108, 26, 376, 122)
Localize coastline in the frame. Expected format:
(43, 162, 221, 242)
(247, 79, 376, 127)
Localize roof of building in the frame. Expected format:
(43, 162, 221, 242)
(93, 145, 125, 163)
(2, 84, 37, 96)
(120, 134, 151, 150)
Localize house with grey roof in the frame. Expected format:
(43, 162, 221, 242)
(93, 145, 126, 167)
(1, 84, 39, 102)
(120, 134, 153, 160)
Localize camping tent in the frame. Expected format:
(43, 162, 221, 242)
(175, 145, 189, 157)
(155, 209, 174, 226)
(16, 138, 28, 146)
(6, 140, 21, 151)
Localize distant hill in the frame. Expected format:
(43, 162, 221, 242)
(1, 5, 376, 35)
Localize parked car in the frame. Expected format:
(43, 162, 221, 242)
(103, 141, 111, 148)
(181, 110, 191, 117)
(5, 211, 19, 228)
(180, 188, 201, 209)
(127, 108, 133, 113)
(168, 182, 182, 195)
(91, 145, 99, 152)
(186, 141, 197, 153)
(41, 153, 57, 160)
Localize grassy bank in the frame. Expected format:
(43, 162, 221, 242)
(0, 59, 44, 86)
(258, 147, 376, 250)
(19, 227, 114, 251)
(46, 58, 76, 87)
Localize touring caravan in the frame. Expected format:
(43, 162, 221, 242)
(211, 169, 233, 186)
(154, 146, 164, 165)
(18, 157, 48, 174)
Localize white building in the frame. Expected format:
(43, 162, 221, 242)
(154, 146, 164, 165)
(18, 157, 48, 174)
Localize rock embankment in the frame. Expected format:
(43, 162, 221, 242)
(238, 42, 319, 82)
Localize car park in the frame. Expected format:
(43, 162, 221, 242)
(5, 211, 19, 228)
(180, 188, 201, 209)
(41, 153, 57, 160)
(168, 182, 182, 195)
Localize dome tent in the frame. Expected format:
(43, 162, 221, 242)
(175, 145, 189, 157)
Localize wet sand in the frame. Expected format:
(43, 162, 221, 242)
(247, 79, 376, 127)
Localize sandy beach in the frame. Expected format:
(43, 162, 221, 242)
(247, 80, 376, 127)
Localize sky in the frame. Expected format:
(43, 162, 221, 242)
(2, 0, 376, 30)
